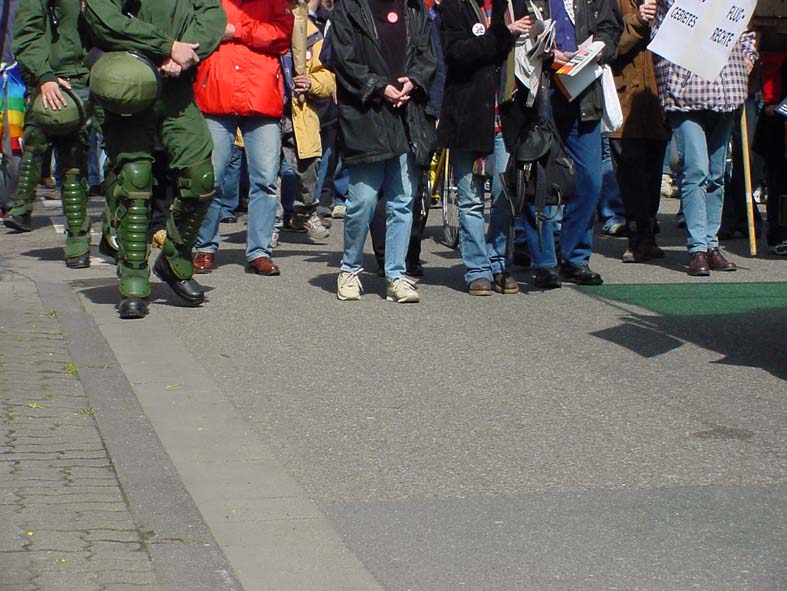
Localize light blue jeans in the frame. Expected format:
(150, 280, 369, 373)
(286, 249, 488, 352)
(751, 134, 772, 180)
(485, 133, 558, 272)
(341, 153, 416, 280)
(451, 134, 510, 282)
(196, 115, 281, 261)
(599, 135, 625, 231)
(669, 111, 734, 253)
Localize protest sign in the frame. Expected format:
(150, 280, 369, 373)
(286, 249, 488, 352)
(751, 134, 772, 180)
(648, 0, 757, 81)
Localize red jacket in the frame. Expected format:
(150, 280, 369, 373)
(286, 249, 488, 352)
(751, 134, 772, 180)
(194, 0, 293, 118)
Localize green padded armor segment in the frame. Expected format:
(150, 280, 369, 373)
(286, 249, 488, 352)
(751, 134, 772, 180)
(115, 161, 153, 298)
(161, 159, 215, 279)
(8, 127, 48, 215)
(61, 170, 90, 258)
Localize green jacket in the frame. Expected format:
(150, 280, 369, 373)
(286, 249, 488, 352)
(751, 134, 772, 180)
(84, 0, 226, 65)
(13, 0, 89, 87)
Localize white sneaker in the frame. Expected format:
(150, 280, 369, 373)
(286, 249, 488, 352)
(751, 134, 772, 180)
(270, 231, 280, 249)
(332, 204, 347, 219)
(767, 240, 787, 256)
(303, 212, 330, 240)
(386, 277, 420, 303)
(337, 269, 363, 301)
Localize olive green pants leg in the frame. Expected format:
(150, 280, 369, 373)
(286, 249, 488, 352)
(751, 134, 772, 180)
(156, 83, 215, 280)
(102, 108, 156, 299)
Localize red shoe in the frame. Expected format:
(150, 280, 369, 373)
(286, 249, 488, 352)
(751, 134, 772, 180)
(193, 252, 214, 274)
(246, 256, 280, 276)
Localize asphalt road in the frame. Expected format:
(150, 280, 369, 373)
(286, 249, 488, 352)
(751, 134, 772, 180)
(3, 196, 786, 590)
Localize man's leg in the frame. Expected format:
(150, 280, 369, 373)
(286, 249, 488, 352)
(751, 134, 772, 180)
(382, 153, 417, 281)
(341, 161, 384, 273)
(599, 135, 626, 234)
(55, 137, 91, 268)
(240, 116, 281, 266)
(452, 150, 492, 286)
(195, 115, 235, 260)
(3, 124, 48, 232)
(704, 111, 735, 251)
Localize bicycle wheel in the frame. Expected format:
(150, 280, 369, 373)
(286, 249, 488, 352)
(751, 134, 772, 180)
(441, 152, 460, 249)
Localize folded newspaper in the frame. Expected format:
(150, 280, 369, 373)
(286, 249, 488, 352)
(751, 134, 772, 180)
(513, 2, 555, 107)
(553, 37, 604, 101)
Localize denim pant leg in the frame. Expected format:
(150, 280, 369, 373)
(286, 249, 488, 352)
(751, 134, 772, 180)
(704, 113, 734, 249)
(599, 135, 625, 230)
(241, 117, 281, 261)
(341, 161, 385, 273)
(487, 132, 514, 275)
(382, 154, 417, 280)
(560, 120, 602, 267)
(453, 151, 493, 284)
(196, 116, 236, 254)
(670, 111, 733, 253)
(220, 143, 242, 219)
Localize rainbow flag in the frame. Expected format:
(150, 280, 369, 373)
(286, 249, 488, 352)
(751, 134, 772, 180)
(1, 62, 25, 154)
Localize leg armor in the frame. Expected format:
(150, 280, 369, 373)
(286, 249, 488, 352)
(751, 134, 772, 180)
(57, 141, 91, 262)
(99, 169, 120, 260)
(115, 160, 153, 298)
(161, 159, 215, 279)
(7, 126, 48, 216)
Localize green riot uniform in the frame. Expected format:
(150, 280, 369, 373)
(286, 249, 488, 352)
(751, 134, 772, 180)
(6, 0, 93, 268)
(84, 0, 226, 319)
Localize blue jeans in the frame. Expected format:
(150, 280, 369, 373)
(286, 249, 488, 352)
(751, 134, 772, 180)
(486, 133, 558, 272)
(550, 90, 603, 267)
(669, 111, 734, 253)
(219, 143, 242, 219)
(599, 135, 625, 231)
(87, 124, 106, 188)
(196, 115, 281, 261)
(341, 154, 416, 280)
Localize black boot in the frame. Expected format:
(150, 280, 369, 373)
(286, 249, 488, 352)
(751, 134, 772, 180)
(153, 252, 205, 305)
(118, 297, 149, 319)
(66, 252, 90, 269)
(3, 212, 33, 232)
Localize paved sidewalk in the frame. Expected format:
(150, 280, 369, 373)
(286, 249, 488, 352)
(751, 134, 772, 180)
(0, 269, 158, 591)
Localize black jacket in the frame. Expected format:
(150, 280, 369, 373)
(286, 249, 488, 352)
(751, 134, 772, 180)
(437, 0, 514, 155)
(331, 0, 437, 167)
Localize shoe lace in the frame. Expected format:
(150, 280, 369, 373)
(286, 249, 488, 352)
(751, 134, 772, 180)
(393, 276, 417, 293)
(341, 269, 363, 292)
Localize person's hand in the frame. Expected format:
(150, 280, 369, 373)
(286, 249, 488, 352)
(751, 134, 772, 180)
(383, 84, 407, 108)
(222, 23, 236, 41)
(395, 77, 415, 107)
(170, 40, 200, 69)
(638, 0, 656, 24)
(293, 74, 312, 95)
(159, 58, 182, 78)
(552, 49, 572, 67)
(39, 78, 71, 110)
(507, 16, 533, 38)
(765, 104, 777, 117)
(745, 57, 755, 76)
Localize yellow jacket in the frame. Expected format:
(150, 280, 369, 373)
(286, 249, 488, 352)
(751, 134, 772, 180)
(291, 19, 335, 160)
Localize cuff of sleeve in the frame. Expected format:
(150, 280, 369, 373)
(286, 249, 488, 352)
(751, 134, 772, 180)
(38, 73, 57, 86)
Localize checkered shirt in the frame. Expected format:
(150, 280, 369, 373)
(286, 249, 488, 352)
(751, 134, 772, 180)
(651, 0, 758, 113)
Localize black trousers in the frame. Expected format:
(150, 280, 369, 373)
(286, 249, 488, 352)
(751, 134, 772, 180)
(765, 157, 787, 246)
(609, 138, 667, 231)
(722, 102, 764, 234)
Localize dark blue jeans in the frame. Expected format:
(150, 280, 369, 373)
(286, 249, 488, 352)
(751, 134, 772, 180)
(550, 90, 603, 267)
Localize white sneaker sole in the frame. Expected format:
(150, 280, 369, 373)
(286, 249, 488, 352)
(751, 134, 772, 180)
(386, 294, 420, 303)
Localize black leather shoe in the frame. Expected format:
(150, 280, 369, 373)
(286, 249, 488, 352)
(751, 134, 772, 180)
(533, 268, 562, 289)
(3, 212, 33, 232)
(406, 262, 424, 278)
(66, 253, 90, 269)
(118, 297, 149, 319)
(98, 234, 119, 262)
(153, 253, 205, 305)
(559, 263, 603, 285)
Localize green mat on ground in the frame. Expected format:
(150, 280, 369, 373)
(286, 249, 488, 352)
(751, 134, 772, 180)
(578, 282, 787, 317)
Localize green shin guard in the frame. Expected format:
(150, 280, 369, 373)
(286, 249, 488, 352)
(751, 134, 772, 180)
(61, 170, 91, 259)
(100, 172, 120, 257)
(8, 145, 45, 216)
(162, 159, 215, 280)
(115, 161, 153, 298)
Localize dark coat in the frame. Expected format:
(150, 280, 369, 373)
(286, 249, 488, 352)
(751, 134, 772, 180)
(437, 0, 514, 155)
(330, 0, 437, 167)
(608, 0, 669, 140)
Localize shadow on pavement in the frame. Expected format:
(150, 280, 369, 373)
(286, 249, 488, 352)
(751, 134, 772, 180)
(21, 246, 64, 262)
(74, 277, 215, 311)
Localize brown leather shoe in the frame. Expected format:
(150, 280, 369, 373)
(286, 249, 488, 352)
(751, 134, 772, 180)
(193, 252, 214, 274)
(687, 251, 710, 276)
(246, 256, 280, 276)
(493, 272, 519, 294)
(706, 248, 736, 271)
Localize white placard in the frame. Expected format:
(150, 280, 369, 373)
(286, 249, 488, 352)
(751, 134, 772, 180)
(648, 0, 757, 81)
